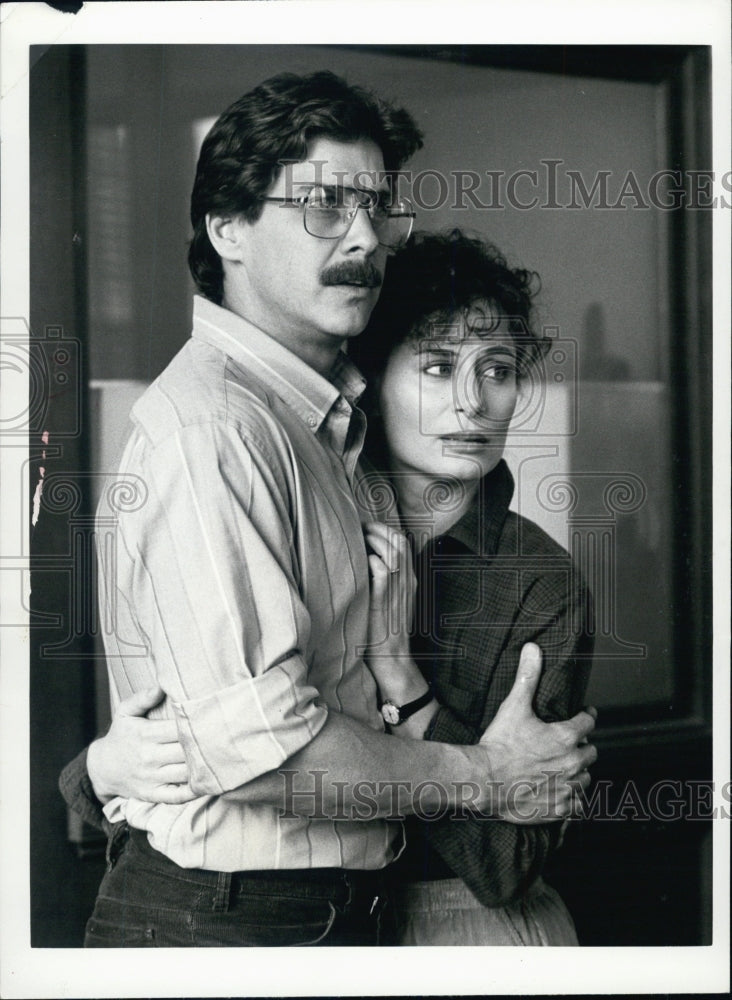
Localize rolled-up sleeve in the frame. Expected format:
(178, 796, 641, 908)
(107, 419, 328, 796)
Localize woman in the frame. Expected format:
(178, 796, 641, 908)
(351, 229, 593, 945)
(62, 230, 593, 946)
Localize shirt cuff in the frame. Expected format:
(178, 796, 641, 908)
(171, 654, 329, 795)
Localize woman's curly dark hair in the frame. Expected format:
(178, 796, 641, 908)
(188, 71, 423, 305)
(352, 228, 548, 387)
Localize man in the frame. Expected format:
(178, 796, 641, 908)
(62, 71, 597, 947)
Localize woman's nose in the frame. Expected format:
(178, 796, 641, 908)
(453, 372, 488, 422)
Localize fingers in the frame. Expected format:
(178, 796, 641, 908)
(157, 762, 190, 785)
(501, 642, 543, 712)
(119, 717, 181, 746)
(149, 741, 187, 768)
(535, 769, 592, 823)
(566, 770, 592, 819)
(562, 709, 597, 744)
(368, 552, 389, 586)
(366, 527, 416, 632)
(116, 685, 166, 718)
(573, 768, 592, 792)
(148, 783, 197, 806)
(551, 742, 598, 781)
(364, 522, 411, 574)
(577, 742, 598, 770)
(152, 720, 186, 745)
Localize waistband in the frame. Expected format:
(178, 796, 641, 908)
(391, 875, 547, 910)
(128, 827, 386, 902)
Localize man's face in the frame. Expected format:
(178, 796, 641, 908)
(223, 136, 389, 368)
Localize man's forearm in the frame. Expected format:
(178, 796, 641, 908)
(212, 711, 488, 819)
(212, 653, 598, 826)
(84, 645, 596, 822)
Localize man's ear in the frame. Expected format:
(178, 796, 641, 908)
(205, 213, 246, 263)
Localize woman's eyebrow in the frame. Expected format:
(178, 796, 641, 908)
(421, 344, 457, 355)
(464, 320, 504, 336)
(470, 342, 516, 353)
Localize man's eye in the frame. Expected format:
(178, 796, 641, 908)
(371, 195, 392, 218)
(307, 187, 341, 209)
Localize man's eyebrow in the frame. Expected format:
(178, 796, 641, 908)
(290, 180, 392, 198)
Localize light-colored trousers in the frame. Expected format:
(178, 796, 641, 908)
(390, 877, 579, 946)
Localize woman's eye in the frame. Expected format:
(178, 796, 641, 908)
(478, 362, 516, 383)
(424, 362, 454, 377)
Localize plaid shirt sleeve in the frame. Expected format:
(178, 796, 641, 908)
(423, 547, 594, 907)
(58, 745, 111, 835)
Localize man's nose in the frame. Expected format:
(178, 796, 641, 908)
(341, 203, 380, 255)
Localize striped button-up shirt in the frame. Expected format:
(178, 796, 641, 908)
(99, 296, 402, 871)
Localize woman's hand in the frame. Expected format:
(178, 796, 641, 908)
(364, 520, 416, 663)
(87, 686, 196, 805)
(364, 522, 437, 738)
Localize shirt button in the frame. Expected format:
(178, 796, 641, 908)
(307, 414, 317, 428)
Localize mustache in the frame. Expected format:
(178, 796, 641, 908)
(320, 260, 383, 288)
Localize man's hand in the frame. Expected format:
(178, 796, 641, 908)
(479, 643, 597, 824)
(87, 686, 196, 805)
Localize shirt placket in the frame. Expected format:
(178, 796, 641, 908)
(320, 397, 366, 488)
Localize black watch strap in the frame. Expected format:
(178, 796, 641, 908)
(380, 687, 433, 726)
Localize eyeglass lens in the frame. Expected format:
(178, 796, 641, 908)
(303, 188, 413, 249)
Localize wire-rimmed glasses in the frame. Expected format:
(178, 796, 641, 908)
(262, 185, 415, 252)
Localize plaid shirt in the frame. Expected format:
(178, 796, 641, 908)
(391, 459, 594, 907)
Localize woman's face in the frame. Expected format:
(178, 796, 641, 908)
(377, 302, 519, 483)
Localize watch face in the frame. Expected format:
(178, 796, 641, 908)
(381, 702, 401, 726)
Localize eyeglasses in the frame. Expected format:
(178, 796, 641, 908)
(261, 185, 415, 252)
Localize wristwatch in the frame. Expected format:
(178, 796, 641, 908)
(380, 687, 433, 726)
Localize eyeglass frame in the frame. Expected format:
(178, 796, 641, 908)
(260, 185, 415, 251)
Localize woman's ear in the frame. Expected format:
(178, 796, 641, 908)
(205, 213, 245, 263)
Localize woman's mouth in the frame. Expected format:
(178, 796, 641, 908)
(440, 434, 493, 452)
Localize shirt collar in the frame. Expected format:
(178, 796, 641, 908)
(191, 296, 366, 433)
(445, 459, 515, 556)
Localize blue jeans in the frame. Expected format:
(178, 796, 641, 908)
(84, 827, 388, 947)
